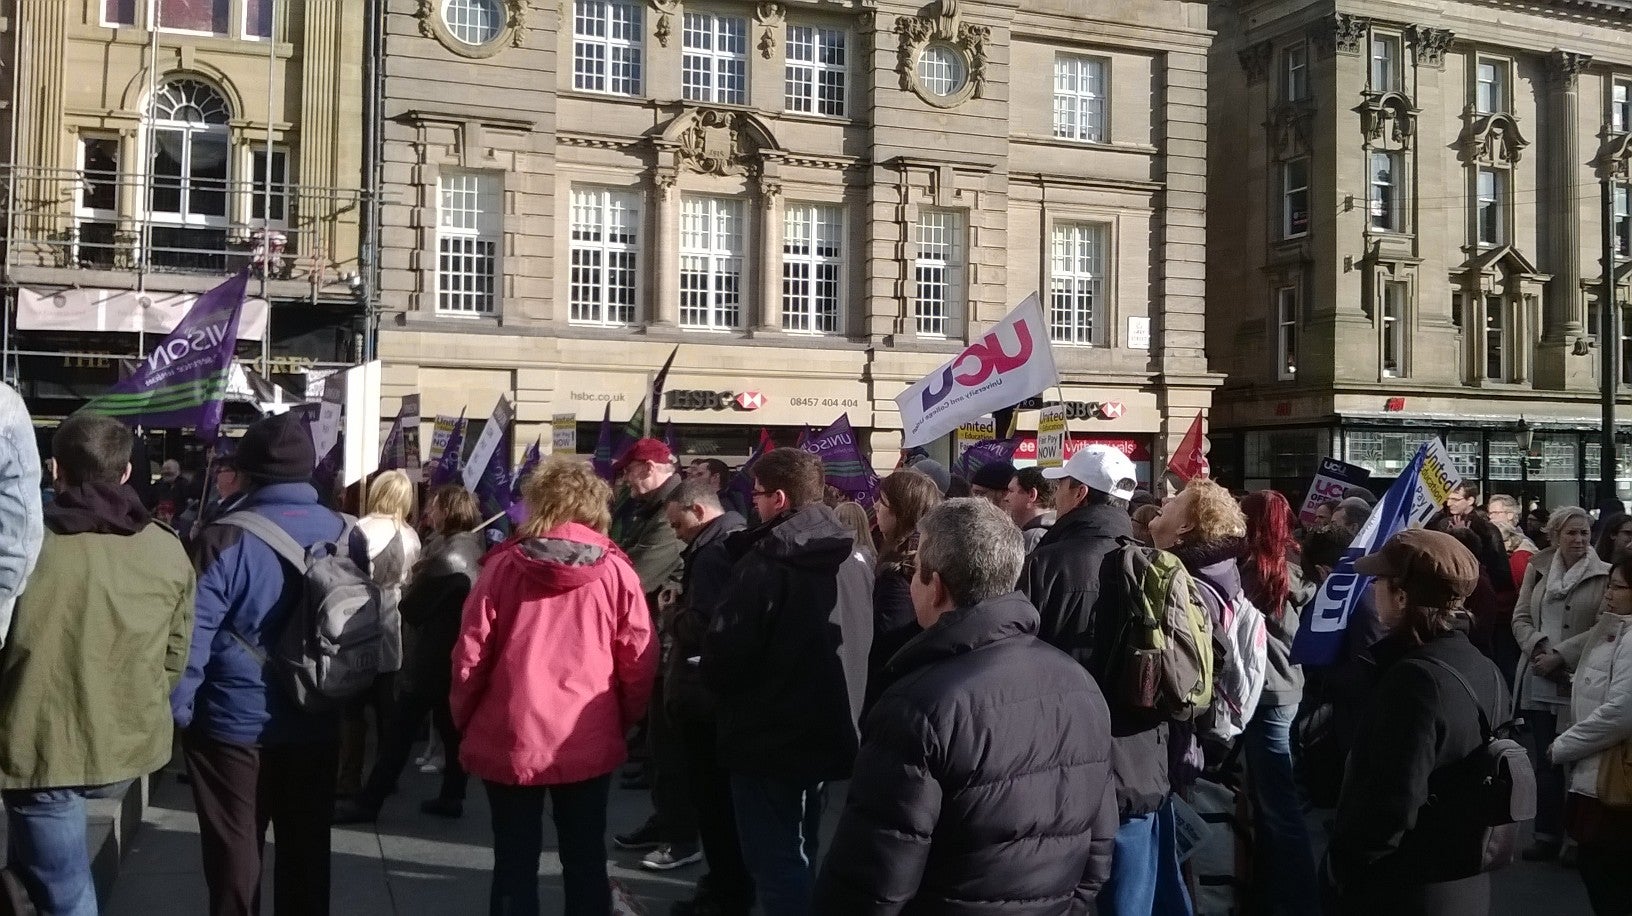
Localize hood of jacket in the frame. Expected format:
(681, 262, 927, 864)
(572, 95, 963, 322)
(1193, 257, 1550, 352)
(1173, 537, 1245, 597)
(1038, 501, 1132, 547)
(419, 530, 487, 580)
(728, 504, 857, 572)
(688, 510, 746, 559)
(498, 521, 630, 597)
(45, 481, 150, 535)
(888, 591, 1041, 674)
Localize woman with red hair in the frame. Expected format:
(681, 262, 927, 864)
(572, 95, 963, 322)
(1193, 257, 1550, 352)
(1238, 490, 1320, 915)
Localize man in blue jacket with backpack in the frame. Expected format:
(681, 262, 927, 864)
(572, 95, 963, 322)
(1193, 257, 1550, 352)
(172, 411, 370, 916)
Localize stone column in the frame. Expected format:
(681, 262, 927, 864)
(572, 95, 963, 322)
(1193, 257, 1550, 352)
(15, 0, 69, 261)
(650, 171, 680, 328)
(755, 175, 783, 333)
(1537, 49, 1591, 389)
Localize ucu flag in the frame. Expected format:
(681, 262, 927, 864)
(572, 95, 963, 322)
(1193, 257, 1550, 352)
(896, 293, 1059, 448)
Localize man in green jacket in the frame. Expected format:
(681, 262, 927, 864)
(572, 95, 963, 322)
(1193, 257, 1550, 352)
(0, 413, 195, 915)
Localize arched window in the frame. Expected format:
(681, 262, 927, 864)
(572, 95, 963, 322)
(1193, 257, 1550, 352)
(149, 79, 231, 224)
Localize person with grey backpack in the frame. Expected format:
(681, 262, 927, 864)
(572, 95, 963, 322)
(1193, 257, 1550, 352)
(171, 412, 374, 916)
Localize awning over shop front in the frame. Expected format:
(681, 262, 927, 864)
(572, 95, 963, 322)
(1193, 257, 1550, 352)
(17, 286, 269, 341)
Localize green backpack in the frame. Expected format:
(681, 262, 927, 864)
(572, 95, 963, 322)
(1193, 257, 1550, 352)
(1107, 539, 1214, 719)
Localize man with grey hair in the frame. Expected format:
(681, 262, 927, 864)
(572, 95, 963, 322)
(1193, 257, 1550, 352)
(1333, 496, 1373, 534)
(816, 498, 1117, 913)
(1487, 493, 1519, 528)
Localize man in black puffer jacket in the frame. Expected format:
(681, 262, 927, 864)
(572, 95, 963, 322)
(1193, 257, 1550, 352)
(817, 498, 1117, 915)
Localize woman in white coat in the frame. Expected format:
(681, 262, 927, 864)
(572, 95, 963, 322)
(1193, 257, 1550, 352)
(1550, 553, 1632, 915)
(1513, 506, 1611, 860)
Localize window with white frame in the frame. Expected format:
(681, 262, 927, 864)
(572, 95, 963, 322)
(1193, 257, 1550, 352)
(569, 186, 641, 327)
(683, 12, 748, 105)
(1615, 79, 1632, 134)
(573, 0, 643, 96)
(1476, 58, 1507, 114)
(782, 203, 843, 334)
(1283, 44, 1309, 102)
(250, 148, 290, 225)
(76, 136, 120, 267)
(1048, 222, 1106, 345)
(1616, 183, 1631, 258)
(436, 172, 500, 315)
(679, 195, 744, 330)
(1370, 151, 1401, 232)
(1476, 167, 1505, 247)
(103, 0, 136, 26)
(442, 0, 504, 46)
(155, 0, 229, 34)
(785, 26, 846, 117)
(914, 209, 963, 337)
(245, 0, 273, 38)
(1485, 294, 1507, 380)
(1053, 55, 1107, 143)
(1382, 280, 1407, 377)
(1276, 286, 1298, 380)
(1370, 33, 1401, 93)
(1282, 158, 1310, 238)
(149, 79, 231, 224)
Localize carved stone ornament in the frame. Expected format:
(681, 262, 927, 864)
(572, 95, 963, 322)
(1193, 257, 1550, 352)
(756, 3, 785, 60)
(415, 0, 527, 57)
(1312, 13, 1368, 57)
(1547, 49, 1593, 89)
(1462, 112, 1530, 165)
(1407, 25, 1454, 69)
(1358, 92, 1419, 145)
(1238, 41, 1273, 85)
(1267, 101, 1315, 159)
(650, 0, 680, 47)
(1597, 133, 1632, 180)
(895, 0, 990, 109)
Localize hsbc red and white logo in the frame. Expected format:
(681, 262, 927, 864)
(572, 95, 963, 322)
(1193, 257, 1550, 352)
(665, 389, 766, 412)
(735, 391, 765, 411)
(1098, 401, 1125, 419)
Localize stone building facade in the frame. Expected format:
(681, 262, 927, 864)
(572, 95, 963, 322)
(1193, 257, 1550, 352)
(1208, 0, 1632, 506)
(376, 0, 1216, 477)
(0, 0, 369, 460)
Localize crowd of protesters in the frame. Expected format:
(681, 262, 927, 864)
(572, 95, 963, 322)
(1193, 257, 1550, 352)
(0, 384, 1628, 916)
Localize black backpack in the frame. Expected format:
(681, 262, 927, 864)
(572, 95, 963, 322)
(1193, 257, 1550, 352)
(1419, 655, 1536, 874)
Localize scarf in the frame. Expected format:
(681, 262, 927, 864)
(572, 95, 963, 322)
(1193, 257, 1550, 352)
(45, 481, 150, 536)
(1545, 549, 1600, 602)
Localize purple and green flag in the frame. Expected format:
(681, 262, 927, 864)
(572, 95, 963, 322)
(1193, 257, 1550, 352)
(800, 414, 880, 507)
(959, 437, 1020, 479)
(473, 433, 514, 521)
(79, 269, 251, 440)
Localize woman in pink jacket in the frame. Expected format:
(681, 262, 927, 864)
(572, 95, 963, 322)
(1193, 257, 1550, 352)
(451, 456, 657, 916)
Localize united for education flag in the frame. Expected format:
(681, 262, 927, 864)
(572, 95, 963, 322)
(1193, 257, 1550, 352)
(79, 269, 250, 440)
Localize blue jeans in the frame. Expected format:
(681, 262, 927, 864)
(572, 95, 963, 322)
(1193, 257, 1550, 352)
(1246, 703, 1322, 916)
(485, 775, 612, 916)
(1099, 798, 1194, 916)
(2, 780, 134, 916)
(729, 774, 824, 916)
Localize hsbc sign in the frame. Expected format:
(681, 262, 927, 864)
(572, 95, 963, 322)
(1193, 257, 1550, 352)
(665, 389, 766, 412)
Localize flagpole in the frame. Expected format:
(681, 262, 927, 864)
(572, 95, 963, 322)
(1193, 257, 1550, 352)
(643, 371, 654, 438)
(135, 0, 163, 439)
(260, 0, 277, 383)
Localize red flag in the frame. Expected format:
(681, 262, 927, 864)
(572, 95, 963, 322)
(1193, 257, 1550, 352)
(1167, 412, 1210, 482)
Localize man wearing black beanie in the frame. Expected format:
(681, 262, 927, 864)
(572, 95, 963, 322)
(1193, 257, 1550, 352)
(172, 411, 368, 916)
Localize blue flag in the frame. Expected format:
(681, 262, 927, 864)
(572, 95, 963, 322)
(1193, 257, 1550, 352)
(1291, 443, 1429, 667)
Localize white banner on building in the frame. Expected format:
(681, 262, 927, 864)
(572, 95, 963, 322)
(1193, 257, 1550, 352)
(895, 293, 1059, 448)
(18, 286, 269, 340)
(463, 396, 515, 491)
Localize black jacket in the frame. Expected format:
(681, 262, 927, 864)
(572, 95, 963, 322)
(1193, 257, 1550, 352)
(1326, 627, 1510, 911)
(399, 531, 484, 698)
(702, 504, 874, 781)
(865, 539, 920, 713)
(666, 511, 746, 723)
(816, 592, 1117, 916)
(1021, 501, 1169, 818)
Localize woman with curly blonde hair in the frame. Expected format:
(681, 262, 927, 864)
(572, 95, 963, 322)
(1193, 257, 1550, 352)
(451, 456, 657, 915)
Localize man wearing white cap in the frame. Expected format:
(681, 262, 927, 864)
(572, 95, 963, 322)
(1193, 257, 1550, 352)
(1021, 445, 1188, 916)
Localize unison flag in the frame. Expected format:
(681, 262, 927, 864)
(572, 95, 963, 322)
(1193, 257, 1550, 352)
(463, 396, 515, 492)
(592, 402, 615, 480)
(507, 437, 543, 524)
(379, 394, 421, 472)
(80, 269, 250, 440)
(800, 415, 880, 508)
(959, 437, 1020, 479)
(473, 424, 515, 520)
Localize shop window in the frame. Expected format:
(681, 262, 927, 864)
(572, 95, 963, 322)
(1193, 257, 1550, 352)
(1370, 151, 1402, 232)
(1446, 431, 1483, 479)
(914, 209, 963, 337)
(573, 0, 643, 96)
(1615, 78, 1632, 134)
(436, 171, 501, 315)
(1048, 222, 1106, 346)
(156, 0, 229, 34)
(1283, 44, 1308, 102)
(1275, 286, 1298, 380)
(76, 136, 121, 268)
(1053, 55, 1107, 143)
(1476, 167, 1505, 248)
(683, 11, 748, 105)
(1476, 57, 1508, 114)
(570, 186, 642, 327)
(1370, 33, 1401, 94)
(1282, 158, 1309, 239)
(782, 202, 843, 334)
(679, 195, 745, 330)
(1485, 294, 1508, 381)
(1382, 280, 1407, 377)
(784, 26, 846, 117)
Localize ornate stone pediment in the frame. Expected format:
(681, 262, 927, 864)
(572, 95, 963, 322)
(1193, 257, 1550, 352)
(1312, 13, 1368, 57)
(1267, 100, 1316, 159)
(1407, 25, 1454, 69)
(1548, 49, 1592, 89)
(1238, 40, 1273, 85)
(1462, 112, 1529, 165)
(1357, 92, 1418, 145)
(650, 0, 680, 47)
(895, 0, 990, 108)
(755, 3, 785, 59)
(657, 108, 782, 177)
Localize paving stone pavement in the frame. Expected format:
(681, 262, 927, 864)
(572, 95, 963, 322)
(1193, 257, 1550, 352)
(107, 755, 1592, 915)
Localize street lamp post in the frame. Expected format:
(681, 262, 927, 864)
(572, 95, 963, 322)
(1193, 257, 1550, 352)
(1602, 133, 1621, 507)
(1516, 415, 1534, 510)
